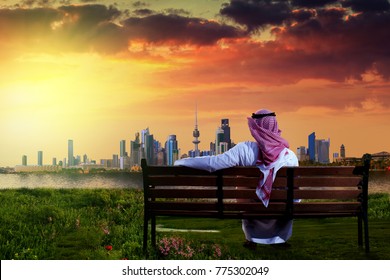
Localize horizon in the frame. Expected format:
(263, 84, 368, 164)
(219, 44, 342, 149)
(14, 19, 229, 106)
(1, 0, 389, 167)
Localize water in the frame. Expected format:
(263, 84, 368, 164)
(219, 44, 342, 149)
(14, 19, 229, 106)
(0, 171, 389, 193)
(0, 172, 143, 189)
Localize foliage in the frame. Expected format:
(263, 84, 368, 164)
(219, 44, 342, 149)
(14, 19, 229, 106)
(0, 189, 389, 260)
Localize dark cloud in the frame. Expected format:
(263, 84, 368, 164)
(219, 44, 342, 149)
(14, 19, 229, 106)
(342, 0, 390, 12)
(133, 8, 154, 16)
(220, 0, 291, 31)
(291, 0, 339, 8)
(58, 4, 121, 29)
(122, 14, 245, 45)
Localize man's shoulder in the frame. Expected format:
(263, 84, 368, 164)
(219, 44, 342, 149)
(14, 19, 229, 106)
(234, 141, 259, 153)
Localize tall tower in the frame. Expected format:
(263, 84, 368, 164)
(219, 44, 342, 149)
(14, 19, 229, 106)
(340, 144, 346, 158)
(38, 151, 43, 166)
(166, 135, 178, 165)
(68, 139, 74, 167)
(120, 140, 126, 157)
(215, 127, 224, 155)
(308, 132, 316, 162)
(192, 105, 200, 157)
(221, 119, 231, 149)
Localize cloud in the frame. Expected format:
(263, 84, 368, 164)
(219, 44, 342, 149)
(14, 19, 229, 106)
(122, 13, 245, 45)
(220, 0, 291, 31)
(342, 0, 390, 12)
(291, 0, 339, 8)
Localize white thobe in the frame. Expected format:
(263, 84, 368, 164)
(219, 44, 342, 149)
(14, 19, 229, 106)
(174, 141, 299, 244)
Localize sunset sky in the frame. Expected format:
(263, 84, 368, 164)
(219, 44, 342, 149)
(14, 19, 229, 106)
(1, 0, 390, 167)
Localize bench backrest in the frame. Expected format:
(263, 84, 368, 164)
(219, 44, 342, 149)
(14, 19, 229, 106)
(142, 155, 370, 219)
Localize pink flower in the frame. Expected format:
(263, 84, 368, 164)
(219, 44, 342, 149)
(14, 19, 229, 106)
(105, 245, 113, 251)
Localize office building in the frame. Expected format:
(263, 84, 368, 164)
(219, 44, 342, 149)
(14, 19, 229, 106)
(308, 132, 316, 161)
(68, 139, 74, 167)
(130, 132, 141, 166)
(296, 146, 309, 161)
(215, 127, 225, 155)
(38, 151, 43, 166)
(221, 119, 232, 149)
(166, 135, 178, 166)
(145, 134, 155, 164)
(316, 138, 330, 164)
(340, 144, 346, 158)
(52, 157, 57, 166)
(120, 140, 126, 157)
(22, 155, 27, 166)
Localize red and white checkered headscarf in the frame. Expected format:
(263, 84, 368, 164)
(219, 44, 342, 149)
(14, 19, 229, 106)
(247, 109, 289, 206)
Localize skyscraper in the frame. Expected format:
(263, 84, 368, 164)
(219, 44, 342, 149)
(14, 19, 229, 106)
(120, 140, 126, 157)
(38, 151, 43, 166)
(340, 144, 346, 158)
(68, 139, 74, 167)
(22, 155, 27, 166)
(166, 135, 178, 165)
(130, 132, 141, 166)
(192, 105, 200, 157)
(308, 132, 316, 161)
(141, 128, 150, 160)
(215, 127, 225, 155)
(316, 138, 330, 164)
(221, 119, 231, 149)
(145, 134, 155, 164)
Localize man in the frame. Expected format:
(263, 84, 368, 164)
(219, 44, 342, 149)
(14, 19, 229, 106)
(174, 109, 298, 248)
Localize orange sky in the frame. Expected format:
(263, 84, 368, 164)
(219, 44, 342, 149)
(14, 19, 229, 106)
(1, 0, 390, 166)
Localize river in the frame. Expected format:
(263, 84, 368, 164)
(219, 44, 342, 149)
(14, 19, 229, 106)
(0, 171, 389, 193)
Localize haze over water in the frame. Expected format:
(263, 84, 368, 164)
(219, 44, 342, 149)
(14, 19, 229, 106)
(0, 171, 389, 194)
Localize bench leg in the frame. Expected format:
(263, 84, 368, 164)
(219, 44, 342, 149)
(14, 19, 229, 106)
(363, 211, 370, 253)
(358, 215, 363, 247)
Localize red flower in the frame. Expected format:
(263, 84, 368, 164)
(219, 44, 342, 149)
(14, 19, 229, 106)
(105, 245, 113, 251)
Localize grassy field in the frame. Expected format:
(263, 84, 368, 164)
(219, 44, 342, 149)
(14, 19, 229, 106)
(0, 188, 389, 260)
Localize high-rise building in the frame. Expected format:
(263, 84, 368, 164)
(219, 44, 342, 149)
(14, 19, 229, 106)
(68, 139, 74, 167)
(22, 155, 27, 166)
(192, 106, 200, 157)
(308, 132, 316, 161)
(296, 146, 308, 161)
(340, 144, 346, 158)
(131, 132, 141, 166)
(112, 154, 119, 168)
(141, 128, 150, 160)
(215, 127, 225, 155)
(38, 151, 43, 166)
(120, 140, 126, 157)
(145, 134, 155, 164)
(316, 138, 330, 164)
(166, 135, 178, 166)
(52, 157, 57, 166)
(221, 119, 231, 149)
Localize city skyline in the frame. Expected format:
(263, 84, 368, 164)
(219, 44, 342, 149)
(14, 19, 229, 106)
(1, 1, 390, 167)
(12, 123, 356, 168)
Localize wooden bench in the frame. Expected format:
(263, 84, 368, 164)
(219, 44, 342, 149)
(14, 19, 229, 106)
(141, 154, 371, 253)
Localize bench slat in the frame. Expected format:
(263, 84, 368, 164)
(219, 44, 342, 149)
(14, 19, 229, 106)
(294, 189, 361, 199)
(147, 176, 218, 186)
(293, 202, 360, 213)
(295, 176, 361, 187)
(292, 166, 358, 176)
(148, 188, 288, 200)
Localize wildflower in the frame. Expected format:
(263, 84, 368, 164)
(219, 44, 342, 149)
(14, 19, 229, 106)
(213, 245, 222, 258)
(105, 245, 113, 251)
(102, 227, 110, 235)
(75, 218, 80, 229)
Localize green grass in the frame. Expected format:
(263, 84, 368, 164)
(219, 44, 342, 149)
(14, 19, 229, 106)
(0, 188, 389, 260)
